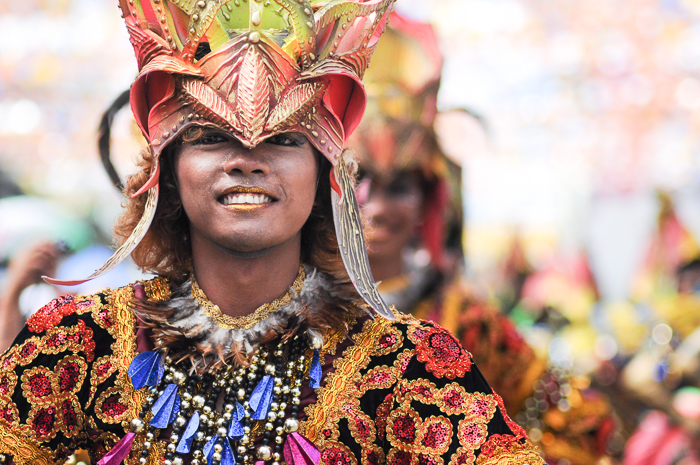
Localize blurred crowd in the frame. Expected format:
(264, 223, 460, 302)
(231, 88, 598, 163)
(2, 0, 700, 464)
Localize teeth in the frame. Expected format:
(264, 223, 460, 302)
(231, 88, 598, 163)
(222, 193, 272, 205)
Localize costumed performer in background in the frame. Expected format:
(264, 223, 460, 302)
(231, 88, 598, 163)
(350, 14, 616, 465)
(0, 1, 542, 465)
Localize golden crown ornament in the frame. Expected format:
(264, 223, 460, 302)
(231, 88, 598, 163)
(44, 0, 395, 320)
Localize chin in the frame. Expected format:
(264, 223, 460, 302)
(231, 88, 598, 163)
(221, 236, 277, 253)
(217, 228, 302, 255)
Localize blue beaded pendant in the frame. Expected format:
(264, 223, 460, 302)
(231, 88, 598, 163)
(235, 402, 245, 420)
(227, 402, 246, 439)
(309, 349, 322, 389)
(228, 416, 244, 440)
(128, 350, 164, 390)
(176, 411, 200, 454)
(203, 435, 218, 464)
(249, 375, 274, 421)
(220, 438, 236, 465)
(149, 384, 180, 428)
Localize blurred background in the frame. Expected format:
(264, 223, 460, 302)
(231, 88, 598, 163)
(2, 0, 700, 461)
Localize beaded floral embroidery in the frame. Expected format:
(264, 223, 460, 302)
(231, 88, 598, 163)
(303, 313, 544, 465)
(0, 280, 544, 465)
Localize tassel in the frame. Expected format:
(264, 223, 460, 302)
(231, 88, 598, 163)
(309, 349, 321, 389)
(283, 432, 321, 465)
(128, 351, 164, 390)
(176, 411, 200, 453)
(228, 415, 244, 440)
(221, 438, 236, 465)
(203, 435, 218, 464)
(228, 401, 246, 439)
(97, 432, 135, 465)
(150, 384, 180, 428)
(235, 402, 245, 420)
(249, 375, 274, 421)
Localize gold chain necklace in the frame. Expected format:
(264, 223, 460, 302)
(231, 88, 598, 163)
(191, 265, 306, 330)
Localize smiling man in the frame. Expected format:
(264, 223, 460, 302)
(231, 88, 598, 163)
(0, 1, 543, 464)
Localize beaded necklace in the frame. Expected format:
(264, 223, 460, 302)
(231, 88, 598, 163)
(100, 284, 324, 465)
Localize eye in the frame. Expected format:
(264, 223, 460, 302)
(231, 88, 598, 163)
(266, 133, 306, 147)
(194, 131, 229, 146)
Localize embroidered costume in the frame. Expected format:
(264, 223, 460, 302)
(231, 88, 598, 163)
(0, 273, 540, 464)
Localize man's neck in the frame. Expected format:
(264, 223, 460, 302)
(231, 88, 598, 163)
(190, 233, 302, 318)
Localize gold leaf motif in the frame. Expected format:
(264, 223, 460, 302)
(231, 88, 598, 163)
(331, 152, 393, 320)
(237, 46, 271, 144)
(125, 17, 172, 69)
(273, 0, 316, 68)
(266, 83, 318, 131)
(182, 79, 239, 130)
(314, 0, 394, 75)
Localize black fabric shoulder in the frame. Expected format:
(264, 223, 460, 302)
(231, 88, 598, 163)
(0, 290, 140, 464)
(303, 312, 545, 464)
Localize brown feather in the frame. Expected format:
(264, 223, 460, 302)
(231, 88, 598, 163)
(129, 267, 364, 372)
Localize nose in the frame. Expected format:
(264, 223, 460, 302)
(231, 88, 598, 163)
(222, 143, 270, 178)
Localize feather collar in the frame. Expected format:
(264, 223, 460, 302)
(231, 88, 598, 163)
(133, 267, 364, 372)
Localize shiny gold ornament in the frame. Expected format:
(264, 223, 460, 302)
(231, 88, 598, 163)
(191, 265, 306, 329)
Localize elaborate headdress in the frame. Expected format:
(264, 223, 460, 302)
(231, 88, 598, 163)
(349, 13, 463, 269)
(46, 0, 396, 319)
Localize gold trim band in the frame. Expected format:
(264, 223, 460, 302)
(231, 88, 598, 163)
(191, 265, 306, 330)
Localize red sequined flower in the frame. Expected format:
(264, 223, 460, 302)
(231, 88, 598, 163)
(27, 373, 52, 398)
(27, 296, 77, 333)
(30, 406, 57, 440)
(352, 416, 373, 442)
(376, 327, 403, 356)
(321, 446, 355, 465)
(99, 393, 128, 421)
(0, 402, 18, 425)
(458, 420, 488, 447)
(416, 327, 472, 379)
(391, 412, 418, 444)
(61, 399, 81, 434)
(58, 361, 81, 392)
(0, 372, 16, 396)
(421, 421, 451, 451)
(442, 386, 468, 414)
(480, 434, 520, 458)
(19, 341, 39, 361)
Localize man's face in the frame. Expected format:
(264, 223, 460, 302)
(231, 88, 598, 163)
(173, 128, 319, 255)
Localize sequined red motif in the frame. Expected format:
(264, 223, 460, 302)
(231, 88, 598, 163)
(0, 280, 542, 464)
(0, 284, 150, 464)
(412, 326, 473, 380)
(303, 313, 543, 465)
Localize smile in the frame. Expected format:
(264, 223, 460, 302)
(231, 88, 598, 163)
(221, 193, 273, 205)
(219, 187, 276, 210)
